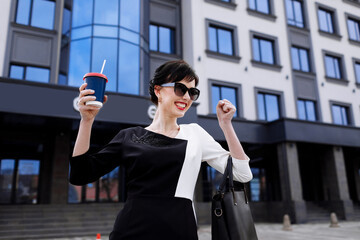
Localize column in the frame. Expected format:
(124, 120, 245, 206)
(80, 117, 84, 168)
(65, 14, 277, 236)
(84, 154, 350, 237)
(324, 146, 354, 220)
(50, 131, 70, 204)
(277, 142, 306, 223)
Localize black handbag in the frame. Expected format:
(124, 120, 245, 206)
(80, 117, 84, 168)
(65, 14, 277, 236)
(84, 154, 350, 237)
(211, 156, 258, 240)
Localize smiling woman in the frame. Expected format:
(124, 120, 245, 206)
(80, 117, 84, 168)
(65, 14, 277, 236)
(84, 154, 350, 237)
(70, 59, 253, 240)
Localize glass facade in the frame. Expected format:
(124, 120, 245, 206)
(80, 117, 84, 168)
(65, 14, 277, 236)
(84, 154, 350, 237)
(249, 0, 270, 14)
(211, 85, 238, 117)
(286, 0, 304, 28)
(332, 105, 349, 125)
(347, 18, 360, 41)
(297, 99, 316, 121)
(325, 55, 342, 79)
(257, 93, 280, 121)
(252, 37, 275, 65)
(15, 0, 55, 30)
(208, 25, 234, 56)
(67, 0, 142, 95)
(291, 46, 310, 72)
(318, 8, 334, 33)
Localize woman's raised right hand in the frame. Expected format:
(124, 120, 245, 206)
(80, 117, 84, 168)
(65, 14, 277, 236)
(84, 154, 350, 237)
(78, 83, 108, 121)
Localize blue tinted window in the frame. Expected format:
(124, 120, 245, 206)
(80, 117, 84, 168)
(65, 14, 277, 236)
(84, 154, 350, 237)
(211, 85, 238, 117)
(149, 25, 158, 51)
(16, 0, 55, 30)
(0, 159, 15, 203)
(286, 0, 304, 28)
(325, 55, 341, 79)
(118, 41, 139, 94)
(26, 66, 50, 83)
(58, 73, 67, 85)
(355, 62, 360, 84)
(16, 0, 31, 25)
(120, 0, 140, 32)
(208, 27, 217, 52)
(208, 25, 233, 55)
(62, 8, 71, 35)
(332, 105, 349, 125)
(318, 8, 334, 33)
(68, 39, 91, 87)
(249, 0, 270, 14)
(9, 65, 25, 79)
(72, 0, 93, 27)
(94, 0, 118, 25)
(94, 26, 118, 38)
(159, 27, 174, 54)
(92, 38, 117, 92)
(149, 25, 175, 54)
(120, 28, 140, 44)
(347, 19, 360, 41)
(253, 37, 274, 64)
(291, 47, 309, 72)
(31, 0, 55, 30)
(257, 93, 279, 121)
(71, 26, 92, 40)
(297, 99, 316, 121)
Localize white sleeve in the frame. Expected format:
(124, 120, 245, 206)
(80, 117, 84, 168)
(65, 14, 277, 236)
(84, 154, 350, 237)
(194, 124, 253, 183)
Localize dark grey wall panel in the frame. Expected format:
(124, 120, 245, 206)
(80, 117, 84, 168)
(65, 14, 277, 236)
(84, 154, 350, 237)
(294, 75, 317, 100)
(11, 32, 52, 66)
(150, 1, 177, 26)
(289, 28, 311, 47)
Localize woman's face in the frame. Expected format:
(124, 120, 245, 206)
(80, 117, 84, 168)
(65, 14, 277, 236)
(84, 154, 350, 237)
(156, 79, 196, 119)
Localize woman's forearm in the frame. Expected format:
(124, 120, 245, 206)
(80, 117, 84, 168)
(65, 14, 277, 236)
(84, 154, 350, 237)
(72, 119, 94, 157)
(220, 123, 248, 160)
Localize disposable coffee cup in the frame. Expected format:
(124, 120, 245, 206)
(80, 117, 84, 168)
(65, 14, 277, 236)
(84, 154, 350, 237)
(83, 72, 108, 108)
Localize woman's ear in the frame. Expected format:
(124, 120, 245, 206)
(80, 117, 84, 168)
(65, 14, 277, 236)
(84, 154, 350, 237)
(154, 85, 162, 103)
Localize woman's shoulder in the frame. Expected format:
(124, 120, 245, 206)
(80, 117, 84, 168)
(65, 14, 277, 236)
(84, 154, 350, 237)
(179, 123, 209, 135)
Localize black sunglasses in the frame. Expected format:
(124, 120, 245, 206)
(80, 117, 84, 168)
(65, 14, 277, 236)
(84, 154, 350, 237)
(161, 82, 200, 101)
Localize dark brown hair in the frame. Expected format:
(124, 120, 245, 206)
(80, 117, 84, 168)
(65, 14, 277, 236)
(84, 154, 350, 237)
(149, 60, 199, 105)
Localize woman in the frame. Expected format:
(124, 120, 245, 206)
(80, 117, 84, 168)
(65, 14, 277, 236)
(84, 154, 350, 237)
(70, 60, 253, 240)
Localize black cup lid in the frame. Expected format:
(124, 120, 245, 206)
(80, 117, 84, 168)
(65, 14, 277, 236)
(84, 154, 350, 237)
(83, 72, 108, 82)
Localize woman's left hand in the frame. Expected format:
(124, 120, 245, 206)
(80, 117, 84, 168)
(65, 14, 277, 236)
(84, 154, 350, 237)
(216, 99, 236, 128)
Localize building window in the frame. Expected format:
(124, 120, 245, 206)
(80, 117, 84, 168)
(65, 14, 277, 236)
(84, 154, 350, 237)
(347, 18, 360, 42)
(355, 61, 360, 84)
(286, 0, 304, 28)
(15, 0, 55, 30)
(252, 37, 275, 65)
(318, 8, 335, 34)
(324, 55, 342, 79)
(211, 85, 238, 117)
(0, 159, 40, 204)
(331, 104, 350, 125)
(291, 46, 310, 72)
(257, 92, 280, 121)
(208, 25, 234, 56)
(9, 64, 50, 83)
(149, 24, 175, 54)
(297, 99, 316, 121)
(249, 0, 270, 14)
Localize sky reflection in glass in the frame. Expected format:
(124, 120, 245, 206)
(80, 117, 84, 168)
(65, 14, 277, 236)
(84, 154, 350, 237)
(31, 0, 55, 30)
(94, 0, 118, 25)
(68, 39, 91, 87)
(118, 41, 139, 94)
(72, 0, 93, 27)
(26, 67, 50, 83)
(120, 0, 140, 32)
(10, 65, 25, 80)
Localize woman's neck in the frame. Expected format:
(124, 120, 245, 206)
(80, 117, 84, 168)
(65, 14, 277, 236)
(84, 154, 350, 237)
(146, 109, 179, 135)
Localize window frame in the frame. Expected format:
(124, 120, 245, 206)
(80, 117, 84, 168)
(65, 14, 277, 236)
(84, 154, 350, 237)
(286, 0, 305, 28)
(322, 50, 348, 84)
(204, 0, 237, 9)
(250, 31, 282, 71)
(330, 101, 354, 126)
(14, 0, 56, 31)
(205, 19, 240, 63)
(291, 45, 311, 72)
(254, 88, 285, 121)
(316, 3, 342, 40)
(149, 23, 176, 55)
(297, 98, 317, 121)
(208, 79, 243, 118)
(345, 13, 360, 46)
(247, 0, 276, 21)
(9, 63, 51, 83)
(352, 57, 360, 87)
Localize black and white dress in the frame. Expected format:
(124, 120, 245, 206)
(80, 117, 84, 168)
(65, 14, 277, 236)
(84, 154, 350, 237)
(69, 123, 253, 240)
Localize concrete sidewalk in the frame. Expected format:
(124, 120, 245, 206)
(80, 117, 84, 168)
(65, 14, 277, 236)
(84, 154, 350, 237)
(38, 221, 360, 240)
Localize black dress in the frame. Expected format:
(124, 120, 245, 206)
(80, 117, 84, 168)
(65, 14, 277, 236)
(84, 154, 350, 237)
(69, 124, 252, 240)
